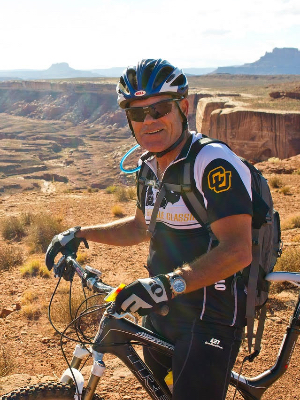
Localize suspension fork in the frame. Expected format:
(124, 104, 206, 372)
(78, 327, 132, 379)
(60, 344, 106, 400)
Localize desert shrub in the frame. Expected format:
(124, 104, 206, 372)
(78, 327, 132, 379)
(268, 157, 281, 163)
(21, 304, 43, 320)
(114, 186, 129, 202)
(127, 186, 136, 200)
(0, 345, 14, 377)
(20, 212, 35, 226)
(292, 169, 300, 175)
(20, 259, 50, 278)
(0, 243, 23, 271)
(291, 234, 300, 242)
(26, 213, 65, 253)
(105, 185, 117, 194)
(50, 285, 106, 335)
(269, 280, 294, 295)
(1, 216, 26, 241)
(279, 186, 291, 195)
(268, 176, 283, 189)
(20, 288, 46, 320)
(274, 247, 300, 273)
(87, 187, 98, 193)
(282, 214, 300, 230)
(76, 251, 88, 264)
(111, 205, 125, 217)
(21, 290, 39, 304)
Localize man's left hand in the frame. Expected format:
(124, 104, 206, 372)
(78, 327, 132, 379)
(114, 275, 172, 316)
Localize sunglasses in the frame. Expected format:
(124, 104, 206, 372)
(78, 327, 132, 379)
(125, 98, 179, 122)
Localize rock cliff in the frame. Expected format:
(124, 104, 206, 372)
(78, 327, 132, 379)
(0, 80, 300, 195)
(196, 98, 300, 160)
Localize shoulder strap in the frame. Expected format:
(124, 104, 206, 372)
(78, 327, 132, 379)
(147, 136, 227, 237)
(181, 137, 228, 231)
(137, 152, 158, 212)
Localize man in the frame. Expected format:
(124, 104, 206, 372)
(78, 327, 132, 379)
(46, 59, 252, 399)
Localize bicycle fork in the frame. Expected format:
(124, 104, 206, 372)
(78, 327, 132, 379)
(60, 344, 106, 400)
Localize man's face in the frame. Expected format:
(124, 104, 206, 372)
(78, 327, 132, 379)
(127, 95, 188, 154)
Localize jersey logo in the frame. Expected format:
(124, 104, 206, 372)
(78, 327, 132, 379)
(208, 166, 232, 193)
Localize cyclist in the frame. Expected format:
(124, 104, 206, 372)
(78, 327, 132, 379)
(46, 59, 253, 400)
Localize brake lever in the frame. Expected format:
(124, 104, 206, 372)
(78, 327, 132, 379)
(110, 311, 137, 324)
(106, 304, 137, 324)
(82, 238, 89, 249)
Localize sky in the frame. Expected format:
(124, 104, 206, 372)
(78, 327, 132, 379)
(0, 0, 299, 71)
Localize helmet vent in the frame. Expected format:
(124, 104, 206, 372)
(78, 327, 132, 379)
(118, 76, 129, 94)
(127, 68, 138, 91)
(170, 74, 187, 87)
(153, 66, 174, 89)
(142, 62, 155, 89)
(166, 73, 175, 83)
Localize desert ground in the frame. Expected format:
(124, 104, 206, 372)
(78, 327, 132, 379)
(0, 161, 300, 399)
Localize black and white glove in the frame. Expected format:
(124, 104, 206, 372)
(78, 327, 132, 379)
(114, 275, 172, 316)
(45, 226, 88, 270)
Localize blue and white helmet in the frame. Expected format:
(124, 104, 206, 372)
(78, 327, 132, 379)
(117, 59, 188, 109)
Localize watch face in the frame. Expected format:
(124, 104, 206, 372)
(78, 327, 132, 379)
(173, 279, 186, 294)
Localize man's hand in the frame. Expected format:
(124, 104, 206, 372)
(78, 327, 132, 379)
(45, 226, 88, 270)
(114, 275, 172, 316)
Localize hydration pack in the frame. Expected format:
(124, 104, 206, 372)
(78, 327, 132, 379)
(137, 135, 282, 357)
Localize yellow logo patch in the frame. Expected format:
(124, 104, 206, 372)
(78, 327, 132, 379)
(208, 166, 232, 193)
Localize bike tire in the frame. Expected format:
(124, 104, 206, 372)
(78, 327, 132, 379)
(1, 382, 103, 399)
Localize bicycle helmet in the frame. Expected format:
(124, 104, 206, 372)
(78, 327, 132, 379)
(117, 59, 189, 158)
(117, 59, 188, 109)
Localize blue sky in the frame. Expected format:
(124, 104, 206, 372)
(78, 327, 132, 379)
(0, 0, 299, 70)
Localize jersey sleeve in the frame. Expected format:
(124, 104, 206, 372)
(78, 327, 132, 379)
(195, 144, 253, 224)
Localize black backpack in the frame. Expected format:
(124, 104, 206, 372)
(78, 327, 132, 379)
(137, 136, 282, 358)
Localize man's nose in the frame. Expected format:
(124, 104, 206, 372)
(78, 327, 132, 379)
(143, 112, 155, 122)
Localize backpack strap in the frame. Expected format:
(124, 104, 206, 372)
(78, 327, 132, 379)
(246, 228, 261, 355)
(137, 151, 159, 212)
(147, 136, 227, 238)
(246, 173, 273, 357)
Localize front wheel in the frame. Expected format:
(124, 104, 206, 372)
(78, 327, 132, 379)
(1, 382, 103, 399)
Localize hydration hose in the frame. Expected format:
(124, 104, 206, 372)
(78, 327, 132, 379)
(120, 144, 141, 173)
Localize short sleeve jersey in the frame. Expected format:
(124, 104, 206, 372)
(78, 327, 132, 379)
(137, 132, 252, 327)
(139, 132, 252, 230)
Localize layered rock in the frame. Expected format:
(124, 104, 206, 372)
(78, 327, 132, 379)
(196, 98, 300, 160)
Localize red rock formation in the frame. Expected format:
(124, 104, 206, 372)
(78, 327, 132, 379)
(197, 100, 300, 160)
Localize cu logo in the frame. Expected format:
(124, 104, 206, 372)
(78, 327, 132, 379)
(208, 166, 232, 193)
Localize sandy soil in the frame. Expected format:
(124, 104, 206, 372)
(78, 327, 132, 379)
(0, 168, 300, 399)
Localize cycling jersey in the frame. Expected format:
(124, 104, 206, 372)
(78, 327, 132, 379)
(137, 132, 253, 327)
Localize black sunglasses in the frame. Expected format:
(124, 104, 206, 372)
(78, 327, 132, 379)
(125, 98, 180, 122)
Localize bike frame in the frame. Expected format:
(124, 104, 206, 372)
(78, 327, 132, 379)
(55, 254, 300, 400)
(64, 272, 300, 400)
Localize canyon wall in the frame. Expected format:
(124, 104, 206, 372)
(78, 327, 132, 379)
(1, 81, 300, 161)
(0, 80, 115, 93)
(196, 98, 300, 161)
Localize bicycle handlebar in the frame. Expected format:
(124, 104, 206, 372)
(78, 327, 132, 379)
(55, 252, 114, 295)
(54, 251, 170, 317)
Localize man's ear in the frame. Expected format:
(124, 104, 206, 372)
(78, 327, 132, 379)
(180, 98, 189, 117)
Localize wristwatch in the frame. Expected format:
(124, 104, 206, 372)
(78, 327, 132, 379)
(167, 272, 187, 296)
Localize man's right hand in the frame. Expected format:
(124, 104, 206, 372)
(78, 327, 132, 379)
(45, 226, 88, 270)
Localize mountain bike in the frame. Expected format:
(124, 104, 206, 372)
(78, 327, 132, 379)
(2, 249, 300, 400)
